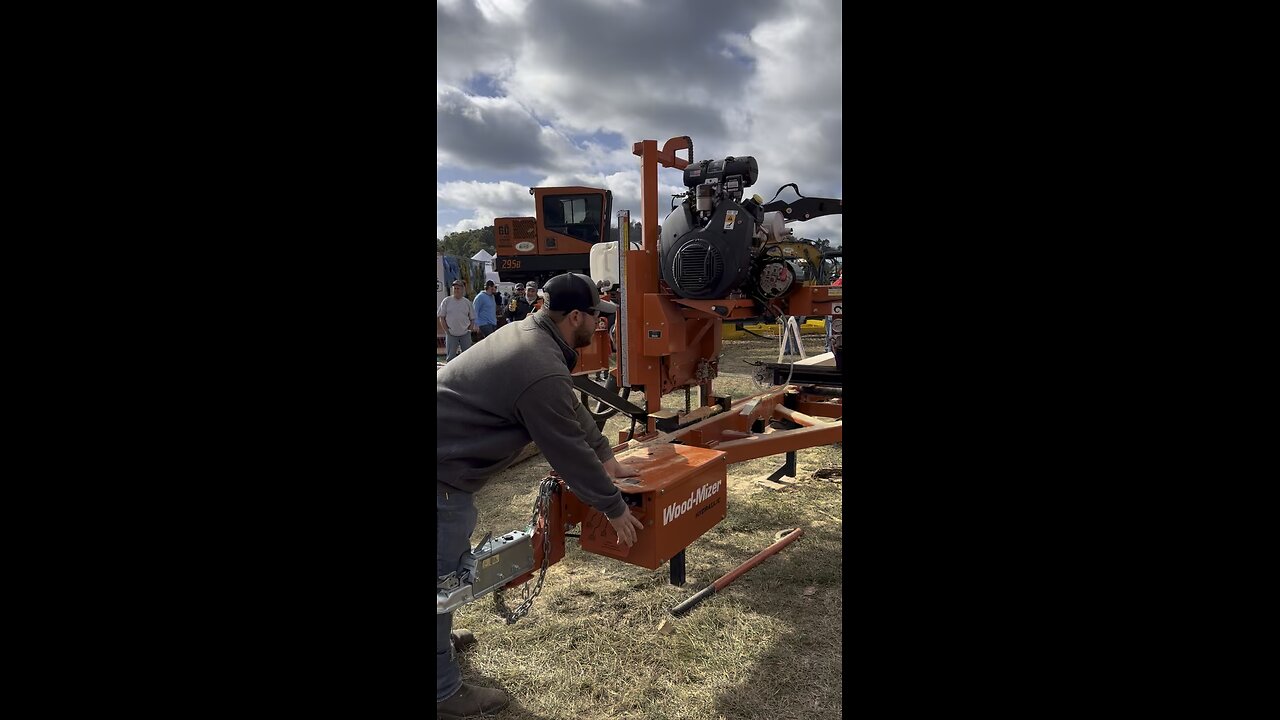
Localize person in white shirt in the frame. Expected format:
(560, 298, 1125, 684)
(437, 280, 476, 361)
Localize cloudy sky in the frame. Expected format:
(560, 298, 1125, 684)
(436, 0, 842, 248)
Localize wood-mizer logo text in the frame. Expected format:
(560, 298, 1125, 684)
(662, 480, 722, 526)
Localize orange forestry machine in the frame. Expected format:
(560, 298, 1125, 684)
(437, 136, 843, 621)
(493, 186, 612, 289)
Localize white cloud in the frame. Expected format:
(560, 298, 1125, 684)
(436, 0, 842, 246)
(474, 0, 531, 21)
(436, 180, 536, 239)
(436, 1, 521, 86)
(436, 86, 557, 171)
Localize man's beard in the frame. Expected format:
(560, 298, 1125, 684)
(573, 317, 595, 348)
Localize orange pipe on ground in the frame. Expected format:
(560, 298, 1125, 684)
(669, 527, 805, 616)
(713, 527, 804, 590)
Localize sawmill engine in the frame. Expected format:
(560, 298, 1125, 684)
(659, 155, 800, 303)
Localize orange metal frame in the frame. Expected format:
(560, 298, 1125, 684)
(506, 441, 730, 585)
(508, 136, 842, 593)
(626, 384, 842, 463)
(502, 378, 842, 590)
(616, 136, 842, 438)
(569, 135, 843, 447)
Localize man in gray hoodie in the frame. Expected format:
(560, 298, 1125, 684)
(436, 272, 645, 719)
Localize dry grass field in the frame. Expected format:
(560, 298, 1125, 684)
(448, 331, 843, 719)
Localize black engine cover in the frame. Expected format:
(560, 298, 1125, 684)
(659, 200, 754, 299)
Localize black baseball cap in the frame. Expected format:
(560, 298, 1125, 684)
(543, 272, 617, 314)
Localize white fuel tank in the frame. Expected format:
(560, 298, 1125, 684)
(589, 241, 620, 287)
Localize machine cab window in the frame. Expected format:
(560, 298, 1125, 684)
(542, 193, 603, 243)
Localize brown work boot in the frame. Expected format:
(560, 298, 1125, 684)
(437, 683, 510, 718)
(451, 628, 477, 652)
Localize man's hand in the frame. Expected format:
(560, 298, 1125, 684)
(604, 458, 640, 480)
(608, 507, 644, 547)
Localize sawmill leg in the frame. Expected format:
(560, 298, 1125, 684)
(766, 451, 798, 483)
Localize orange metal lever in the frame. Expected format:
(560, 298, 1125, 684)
(669, 527, 805, 616)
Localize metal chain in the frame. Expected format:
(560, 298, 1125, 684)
(494, 476, 557, 624)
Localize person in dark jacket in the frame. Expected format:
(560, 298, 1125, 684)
(435, 272, 643, 718)
(593, 280, 618, 381)
(508, 280, 542, 322)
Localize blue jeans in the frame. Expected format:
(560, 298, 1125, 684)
(437, 484, 477, 701)
(478, 323, 497, 338)
(445, 332, 472, 361)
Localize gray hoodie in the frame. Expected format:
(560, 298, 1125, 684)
(436, 311, 626, 519)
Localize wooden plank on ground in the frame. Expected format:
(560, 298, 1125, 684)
(755, 475, 799, 490)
